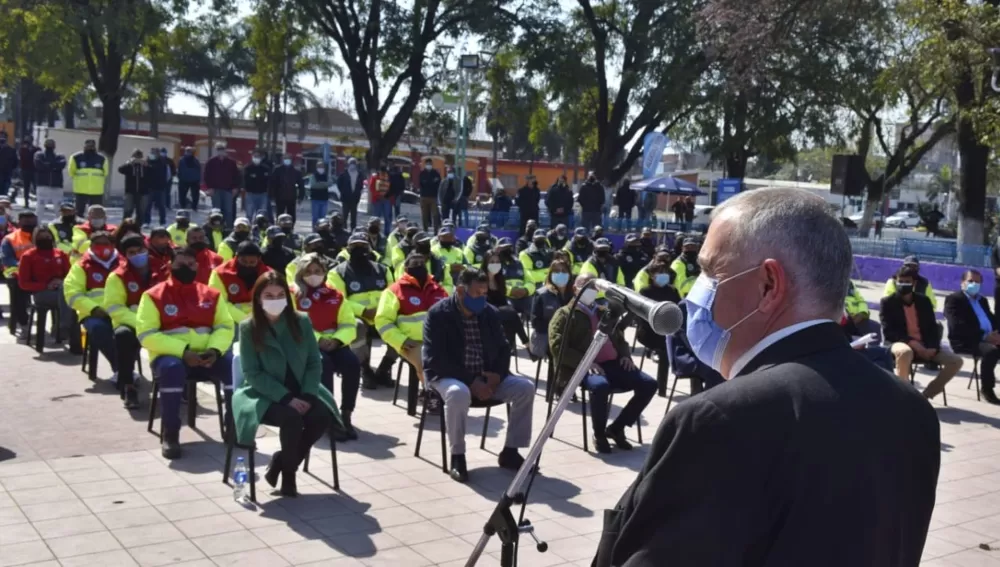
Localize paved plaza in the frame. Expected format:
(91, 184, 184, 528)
(1, 281, 1000, 566)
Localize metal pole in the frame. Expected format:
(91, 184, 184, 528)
(456, 67, 470, 201)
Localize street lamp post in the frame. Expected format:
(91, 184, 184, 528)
(454, 54, 481, 195)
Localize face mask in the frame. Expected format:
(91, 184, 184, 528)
(36, 239, 54, 251)
(189, 241, 209, 252)
(441, 241, 454, 249)
(683, 250, 698, 261)
(283, 159, 292, 166)
(298, 274, 323, 289)
(551, 272, 570, 287)
(252, 157, 261, 165)
(261, 298, 287, 316)
(92, 244, 114, 260)
(654, 273, 671, 287)
(172, 265, 197, 284)
(462, 292, 487, 314)
(579, 288, 598, 306)
(233, 231, 249, 242)
(20, 224, 36, 233)
(595, 250, 609, 261)
(349, 165, 358, 173)
(91, 219, 105, 229)
(425, 165, 433, 171)
(0, 217, 6, 227)
(685, 267, 760, 373)
(447, 173, 455, 180)
(176, 220, 189, 229)
(270, 235, 286, 247)
(966, 282, 982, 296)
(349, 248, 370, 263)
(281, 226, 293, 235)
(62, 215, 76, 224)
(406, 265, 428, 282)
(368, 227, 379, 235)
(475, 235, 487, 244)
(897, 282, 914, 295)
(256, 220, 268, 229)
(237, 264, 259, 280)
(416, 243, 431, 255)
(128, 252, 149, 269)
(148, 154, 157, 160)
(533, 239, 546, 248)
(487, 263, 502, 274)
(316, 168, 326, 175)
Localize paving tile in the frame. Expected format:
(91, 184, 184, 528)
(357, 544, 434, 567)
(57, 464, 121, 485)
(211, 548, 291, 566)
(174, 513, 245, 539)
(31, 514, 106, 539)
(18, 499, 89, 523)
(83, 492, 149, 514)
(190, 528, 267, 557)
(8, 485, 76, 506)
(0, 473, 65, 492)
(44, 530, 122, 559)
(412, 536, 480, 564)
(0, 506, 28, 527)
(127, 539, 207, 567)
(0, 523, 40, 546)
(70, 479, 135, 499)
(325, 531, 405, 557)
(384, 521, 453, 546)
(47, 455, 107, 472)
(0, 461, 52, 479)
(97, 506, 169, 530)
(156, 499, 226, 522)
(250, 523, 323, 547)
(111, 522, 187, 548)
(139, 484, 204, 506)
(127, 472, 191, 492)
(272, 539, 348, 564)
(0, 541, 54, 567)
(58, 550, 139, 567)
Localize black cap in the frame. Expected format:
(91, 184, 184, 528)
(277, 214, 293, 225)
(594, 238, 611, 250)
(496, 237, 513, 248)
(405, 226, 419, 236)
(532, 229, 547, 239)
(266, 226, 284, 239)
(438, 226, 454, 236)
(625, 233, 638, 243)
(348, 233, 370, 245)
(415, 232, 432, 243)
(682, 236, 700, 246)
(59, 200, 76, 211)
(573, 227, 588, 237)
(903, 255, 919, 265)
(119, 234, 146, 251)
(303, 233, 323, 246)
(175, 210, 191, 220)
(17, 210, 37, 219)
(396, 215, 409, 223)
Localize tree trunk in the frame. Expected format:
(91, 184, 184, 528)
(148, 91, 160, 138)
(270, 92, 281, 155)
(207, 103, 216, 158)
(98, 95, 122, 159)
(63, 101, 75, 128)
(725, 152, 748, 180)
(491, 133, 498, 180)
(956, 115, 988, 252)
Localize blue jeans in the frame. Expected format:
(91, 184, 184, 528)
(83, 316, 117, 373)
(145, 190, 167, 225)
(584, 359, 657, 435)
(321, 347, 361, 412)
(211, 188, 234, 228)
(311, 200, 329, 227)
(245, 192, 270, 222)
(152, 351, 233, 434)
(372, 199, 393, 235)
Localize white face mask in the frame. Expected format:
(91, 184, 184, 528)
(348, 164, 357, 172)
(447, 173, 455, 180)
(425, 165, 433, 171)
(487, 263, 502, 274)
(283, 159, 292, 166)
(261, 298, 287, 316)
(303, 274, 325, 288)
(252, 157, 261, 165)
(579, 288, 598, 306)
(316, 168, 325, 175)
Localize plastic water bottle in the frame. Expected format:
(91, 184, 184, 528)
(233, 457, 248, 502)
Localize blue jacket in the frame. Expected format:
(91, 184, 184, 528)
(423, 294, 511, 386)
(177, 155, 202, 184)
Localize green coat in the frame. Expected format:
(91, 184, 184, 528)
(548, 304, 630, 392)
(231, 313, 342, 445)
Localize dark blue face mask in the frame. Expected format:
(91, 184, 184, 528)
(462, 292, 487, 314)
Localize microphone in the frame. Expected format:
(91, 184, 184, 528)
(593, 278, 684, 336)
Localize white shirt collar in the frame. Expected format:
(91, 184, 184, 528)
(729, 319, 830, 378)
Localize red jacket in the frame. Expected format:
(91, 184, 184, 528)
(203, 155, 241, 190)
(368, 173, 392, 204)
(18, 248, 70, 292)
(195, 247, 223, 285)
(19, 145, 38, 171)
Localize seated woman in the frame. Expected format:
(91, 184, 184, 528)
(232, 271, 339, 497)
(528, 259, 574, 360)
(291, 253, 362, 441)
(633, 247, 673, 291)
(482, 248, 530, 349)
(635, 260, 680, 355)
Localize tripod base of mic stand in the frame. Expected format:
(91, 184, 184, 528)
(482, 493, 548, 567)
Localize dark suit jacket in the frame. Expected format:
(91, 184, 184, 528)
(945, 291, 997, 354)
(423, 295, 511, 386)
(880, 293, 940, 349)
(593, 322, 939, 567)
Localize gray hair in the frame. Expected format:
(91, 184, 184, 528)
(712, 188, 851, 318)
(574, 273, 594, 290)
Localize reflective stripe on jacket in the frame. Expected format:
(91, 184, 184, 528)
(136, 279, 234, 362)
(373, 273, 448, 351)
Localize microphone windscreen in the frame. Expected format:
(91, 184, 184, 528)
(650, 301, 684, 335)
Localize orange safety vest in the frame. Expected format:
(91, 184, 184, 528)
(145, 279, 221, 332)
(80, 254, 123, 291)
(112, 263, 165, 307)
(390, 274, 448, 317)
(214, 259, 270, 304)
(296, 284, 347, 334)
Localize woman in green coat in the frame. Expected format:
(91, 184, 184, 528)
(231, 271, 341, 497)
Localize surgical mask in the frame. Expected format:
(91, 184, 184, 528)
(91, 218, 106, 229)
(148, 154, 157, 160)
(176, 220, 189, 229)
(237, 264, 259, 280)
(349, 248, 370, 262)
(128, 252, 149, 269)
(579, 288, 598, 306)
(654, 273, 671, 287)
(252, 157, 262, 165)
(447, 173, 455, 180)
(462, 292, 487, 314)
(283, 159, 292, 166)
(304, 274, 325, 288)
(62, 214, 76, 224)
(551, 272, 570, 287)
(316, 168, 325, 175)
(487, 263, 502, 274)
(233, 231, 249, 242)
(685, 267, 760, 373)
(425, 165, 433, 171)
(348, 165, 358, 173)
(189, 241, 209, 252)
(966, 282, 982, 296)
(261, 298, 287, 316)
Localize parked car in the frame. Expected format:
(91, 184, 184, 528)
(885, 210, 921, 228)
(847, 211, 882, 223)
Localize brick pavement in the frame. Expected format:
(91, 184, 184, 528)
(0, 282, 999, 565)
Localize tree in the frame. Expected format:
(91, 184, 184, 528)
(291, 0, 520, 168)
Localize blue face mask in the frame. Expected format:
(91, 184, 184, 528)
(966, 282, 982, 296)
(684, 267, 760, 373)
(462, 291, 487, 315)
(654, 273, 671, 287)
(551, 272, 570, 288)
(128, 252, 149, 269)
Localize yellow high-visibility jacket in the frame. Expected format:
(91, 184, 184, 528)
(136, 286, 234, 363)
(207, 271, 252, 324)
(68, 152, 108, 196)
(292, 287, 358, 345)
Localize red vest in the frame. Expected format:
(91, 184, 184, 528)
(145, 278, 220, 332)
(214, 259, 270, 304)
(79, 254, 123, 291)
(390, 274, 448, 316)
(113, 263, 166, 307)
(195, 248, 223, 285)
(296, 284, 346, 334)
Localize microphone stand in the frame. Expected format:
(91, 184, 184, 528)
(465, 297, 627, 567)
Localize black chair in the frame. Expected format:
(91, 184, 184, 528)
(147, 367, 226, 440)
(546, 381, 644, 453)
(534, 353, 555, 393)
(414, 387, 507, 473)
(966, 354, 982, 401)
(392, 359, 421, 416)
(909, 359, 948, 406)
(24, 302, 61, 354)
(81, 327, 99, 382)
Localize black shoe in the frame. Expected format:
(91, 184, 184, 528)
(497, 448, 525, 471)
(606, 426, 633, 451)
(161, 431, 181, 460)
(592, 434, 613, 454)
(265, 451, 282, 488)
(280, 472, 299, 497)
(123, 387, 140, 410)
(331, 418, 350, 442)
(375, 369, 395, 388)
(341, 411, 358, 441)
(983, 389, 1000, 405)
(362, 367, 378, 390)
(450, 454, 469, 483)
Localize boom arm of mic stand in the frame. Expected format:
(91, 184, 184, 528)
(465, 300, 627, 567)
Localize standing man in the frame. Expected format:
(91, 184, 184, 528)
(176, 147, 202, 211)
(614, 179, 635, 230)
(388, 162, 407, 219)
(270, 154, 304, 223)
(594, 188, 940, 567)
(145, 147, 169, 227)
(337, 157, 363, 230)
(683, 195, 696, 224)
(0, 133, 17, 199)
(17, 135, 39, 208)
(578, 172, 605, 231)
(368, 164, 393, 234)
(243, 150, 271, 222)
(515, 176, 541, 237)
(438, 167, 459, 222)
(419, 158, 442, 231)
(33, 139, 67, 218)
(68, 139, 108, 217)
(203, 142, 240, 228)
(545, 175, 574, 229)
(305, 161, 334, 227)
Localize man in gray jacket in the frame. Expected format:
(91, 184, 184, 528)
(33, 139, 67, 219)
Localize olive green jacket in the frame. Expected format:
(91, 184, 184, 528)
(548, 304, 630, 392)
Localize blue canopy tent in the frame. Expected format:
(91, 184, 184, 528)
(631, 176, 705, 195)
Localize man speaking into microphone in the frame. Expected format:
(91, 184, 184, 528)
(593, 188, 940, 567)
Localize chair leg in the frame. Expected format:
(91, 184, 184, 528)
(214, 380, 225, 440)
(942, 385, 948, 407)
(665, 375, 680, 414)
(223, 442, 234, 484)
(86, 340, 98, 382)
(330, 432, 340, 491)
(81, 332, 89, 373)
(304, 449, 310, 473)
(581, 388, 589, 453)
(438, 395, 448, 473)
(147, 380, 159, 436)
(392, 360, 402, 407)
(248, 446, 256, 502)
(25, 306, 34, 347)
(414, 393, 429, 459)
(534, 360, 542, 392)
(637, 414, 643, 444)
(34, 309, 47, 354)
(480, 406, 491, 450)
(187, 382, 197, 429)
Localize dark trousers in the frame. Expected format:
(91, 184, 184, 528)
(320, 347, 362, 412)
(342, 198, 358, 230)
(261, 401, 331, 477)
(19, 170, 34, 207)
(178, 181, 200, 210)
(584, 359, 658, 435)
(81, 316, 117, 371)
(145, 190, 167, 225)
(152, 352, 233, 434)
(497, 304, 529, 345)
(114, 326, 140, 388)
(275, 198, 297, 224)
(5, 277, 28, 328)
(550, 214, 571, 229)
(978, 342, 1000, 390)
(74, 194, 103, 218)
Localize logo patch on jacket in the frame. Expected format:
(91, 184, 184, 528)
(92, 272, 103, 283)
(299, 298, 312, 309)
(409, 296, 421, 306)
(349, 282, 361, 292)
(127, 282, 139, 292)
(228, 283, 240, 295)
(164, 304, 178, 316)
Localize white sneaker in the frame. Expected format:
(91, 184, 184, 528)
(110, 372, 118, 385)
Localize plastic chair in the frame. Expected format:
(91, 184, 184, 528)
(910, 359, 948, 406)
(414, 387, 507, 473)
(966, 354, 982, 401)
(546, 380, 644, 453)
(147, 367, 226, 441)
